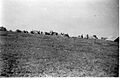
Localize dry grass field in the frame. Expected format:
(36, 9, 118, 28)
(0, 31, 119, 77)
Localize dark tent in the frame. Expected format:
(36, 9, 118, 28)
(114, 37, 119, 42)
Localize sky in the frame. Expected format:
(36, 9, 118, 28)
(0, 0, 119, 40)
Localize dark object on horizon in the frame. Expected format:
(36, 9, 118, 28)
(60, 33, 69, 38)
(61, 33, 64, 35)
(86, 34, 89, 39)
(54, 32, 58, 35)
(30, 31, 34, 34)
(41, 31, 43, 34)
(78, 35, 80, 38)
(114, 37, 119, 43)
(50, 31, 58, 35)
(9, 30, 13, 32)
(81, 34, 83, 38)
(93, 35, 98, 39)
(30, 30, 39, 34)
(16, 29, 22, 33)
(37, 31, 41, 34)
(0, 27, 7, 31)
(45, 32, 51, 35)
(101, 37, 107, 40)
(23, 30, 28, 33)
(64, 34, 69, 38)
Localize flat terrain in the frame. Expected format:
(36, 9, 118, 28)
(0, 31, 119, 77)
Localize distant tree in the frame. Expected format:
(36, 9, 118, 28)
(0, 27, 7, 31)
(16, 29, 22, 33)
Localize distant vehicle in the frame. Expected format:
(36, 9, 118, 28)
(64, 34, 70, 38)
(0, 27, 8, 36)
(60, 33, 70, 38)
(81, 34, 83, 38)
(86, 34, 89, 39)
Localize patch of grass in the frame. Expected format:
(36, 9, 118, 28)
(0, 31, 119, 77)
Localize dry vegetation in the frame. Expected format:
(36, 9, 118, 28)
(0, 31, 119, 77)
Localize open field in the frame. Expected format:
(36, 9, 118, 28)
(0, 31, 119, 77)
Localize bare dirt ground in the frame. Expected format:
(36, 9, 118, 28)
(0, 31, 119, 77)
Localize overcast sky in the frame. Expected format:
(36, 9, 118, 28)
(0, 0, 119, 40)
